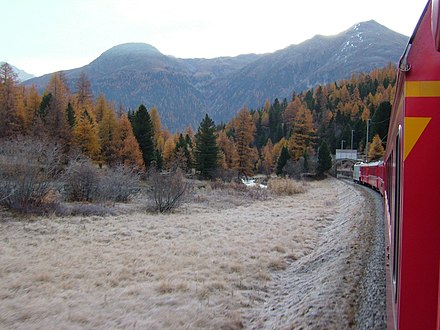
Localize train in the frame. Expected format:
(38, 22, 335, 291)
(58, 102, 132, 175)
(353, 161, 385, 195)
(354, 0, 440, 328)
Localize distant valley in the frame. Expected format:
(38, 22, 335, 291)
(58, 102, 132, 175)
(23, 20, 408, 131)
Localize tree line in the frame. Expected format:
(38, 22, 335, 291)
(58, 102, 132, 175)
(0, 62, 394, 179)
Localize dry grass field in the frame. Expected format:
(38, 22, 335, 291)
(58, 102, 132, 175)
(0, 177, 373, 329)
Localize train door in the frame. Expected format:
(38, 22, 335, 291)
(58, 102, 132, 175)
(393, 125, 402, 303)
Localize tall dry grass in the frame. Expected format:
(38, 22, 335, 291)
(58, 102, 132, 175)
(0, 178, 350, 329)
(267, 177, 307, 195)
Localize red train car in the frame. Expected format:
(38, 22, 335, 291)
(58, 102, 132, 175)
(358, 161, 385, 195)
(384, 0, 440, 328)
(354, 161, 385, 195)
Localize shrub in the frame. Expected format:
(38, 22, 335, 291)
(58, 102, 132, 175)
(246, 186, 269, 200)
(0, 136, 61, 213)
(267, 177, 307, 196)
(64, 160, 140, 203)
(283, 156, 317, 179)
(147, 168, 189, 213)
(99, 165, 140, 202)
(63, 159, 100, 202)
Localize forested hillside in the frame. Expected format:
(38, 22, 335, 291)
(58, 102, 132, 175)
(1, 61, 394, 179)
(214, 64, 394, 177)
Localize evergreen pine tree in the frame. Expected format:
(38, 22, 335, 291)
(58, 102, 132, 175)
(155, 149, 164, 171)
(303, 151, 309, 172)
(39, 93, 52, 119)
(371, 101, 391, 143)
(276, 146, 290, 175)
(185, 133, 193, 149)
(132, 104, 156, 169)
(255, 113, 266, 149)
(269, 99, 283, 143)
(44, 72, 71, 145)
(66, 102, 75, 127)
(317, 141, 332, 175)
(194, 114, 219, 179)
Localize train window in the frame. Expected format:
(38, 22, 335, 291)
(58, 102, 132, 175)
(393, 125, 402, 302)
(386, 152, 393, 215)
(433, 0, 440, 51)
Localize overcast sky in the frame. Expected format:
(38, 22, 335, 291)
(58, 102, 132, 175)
(2, 0, 428, 76)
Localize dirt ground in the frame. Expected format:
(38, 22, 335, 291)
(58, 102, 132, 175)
(0, 177, 378, 329)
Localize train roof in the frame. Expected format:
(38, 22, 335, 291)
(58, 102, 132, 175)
(399, 1, 430, 72)
(355, 160, 384, 167)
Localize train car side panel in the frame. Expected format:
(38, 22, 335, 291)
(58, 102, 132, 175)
(385, 2, 440, 328)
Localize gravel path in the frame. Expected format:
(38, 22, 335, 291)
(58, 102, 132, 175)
(353, 184, 387, 329)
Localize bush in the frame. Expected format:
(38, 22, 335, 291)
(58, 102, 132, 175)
(148, 168, 189, 213)
(246, 186, 269, 200)
(64, 160, 140, 203)
(0, 136, 61, 214)
(267, 177, 307, 196)
(99, 165, 140, 202)
(283, 156, 317, 179)
(63, 159, 100, 202)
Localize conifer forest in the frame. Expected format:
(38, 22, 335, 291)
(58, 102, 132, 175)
(0, 61, 393, 180)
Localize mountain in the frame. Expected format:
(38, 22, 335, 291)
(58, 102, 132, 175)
(25, 20, 408, 131)
(24, 44, 262, 130)
(208, 20, 408, 120)
(1, 62, 35, 82)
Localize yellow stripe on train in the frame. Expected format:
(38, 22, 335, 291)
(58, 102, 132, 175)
(405, 81, 440, 97)
(404, 117, 431, 160)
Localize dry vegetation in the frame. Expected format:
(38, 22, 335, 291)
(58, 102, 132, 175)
(267, 177, 308, 195)
(0, 177, 373, 329)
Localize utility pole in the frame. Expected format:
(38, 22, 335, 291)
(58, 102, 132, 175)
(366, 119, 371, 162)
(351, 130, 354, 150)
(341, 140, 345, 149)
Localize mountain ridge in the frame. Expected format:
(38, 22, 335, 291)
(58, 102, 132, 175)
(25, 20, 408, 131)
(1, 62, 35, 82)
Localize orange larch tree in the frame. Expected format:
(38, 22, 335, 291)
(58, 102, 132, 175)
(259, 139, 274, 175)
(118, 113, 143, 169)
(98, 98, 121, 165)
(73, 109, 100, 160)
(234, 107, 256, 178)
(24, 85, 41, 132)
(162, 133, 180, 170)
(71, 73, 100, 159)
(217, 130, 238, 170)
(288, 106, 315, 161)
